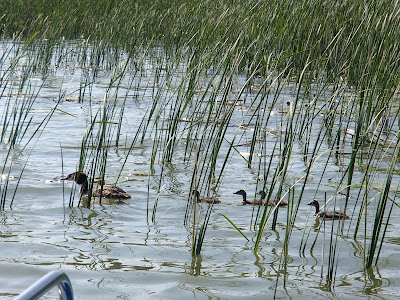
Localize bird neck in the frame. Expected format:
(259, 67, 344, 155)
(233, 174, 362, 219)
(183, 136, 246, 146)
(195, 191, 201, 203)
(242, 192, 248, 204)
(79, 178, 89, 196)
(314, 202, 320, 215)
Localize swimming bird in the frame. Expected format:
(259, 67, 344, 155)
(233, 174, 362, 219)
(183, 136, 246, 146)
(257, 190, 288, 207)
(234, 189, 265, 205)
(62, 172, 131, 200)
(193, 190, 221, 204)
(308, 199, 349, 220)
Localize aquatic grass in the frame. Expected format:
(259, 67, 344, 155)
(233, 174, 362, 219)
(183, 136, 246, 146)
(63, 53, 140, 207)
(273, 185, 296, 297)
(192, 202, 214, 256)
(0, 0, 400, 292)
(375, 187, 397, 266)
(0, 40, 65, 209)
(1, 1, 399, 81)
(253, 64, 313, 250)
(69, 45, 168, 207)
(218, 212, 249, 242)
(365, 138, 400, 268)
(139, 36, 399, 265)
(351, 107, 400, 238)
(143, 39, 266, 251)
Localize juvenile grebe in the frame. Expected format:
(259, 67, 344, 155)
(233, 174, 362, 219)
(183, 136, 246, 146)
(257, 190, 288, 207)
(308, 199, 349, 220)
(193, 190, 221, 204)
(234, 189, 265, 205)
(62, 172, 131, 199)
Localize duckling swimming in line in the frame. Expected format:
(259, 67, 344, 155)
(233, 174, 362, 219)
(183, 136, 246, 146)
(62, 172, 131, 200)
(257, 190, 288, 207)
(234, 189, 265, 205)
(308, 199, 349, 220)
(193, 190, 221, 204)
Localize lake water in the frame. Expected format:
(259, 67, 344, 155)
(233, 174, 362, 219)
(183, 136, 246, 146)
(0, 41, 399, 299)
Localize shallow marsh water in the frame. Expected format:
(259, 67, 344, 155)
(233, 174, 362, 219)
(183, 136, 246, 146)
(0, 41, 400, 299)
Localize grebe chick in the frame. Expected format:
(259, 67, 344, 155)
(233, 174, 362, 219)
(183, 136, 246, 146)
(62, 172, 131, 199)
(234, 189, 265, 205)
(257, 190, 288, 207)
(308, 199, 349, 220)
(193, 190, 221, 204)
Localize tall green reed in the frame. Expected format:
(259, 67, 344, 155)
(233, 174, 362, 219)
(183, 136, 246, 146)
(0, 39, 63, 209)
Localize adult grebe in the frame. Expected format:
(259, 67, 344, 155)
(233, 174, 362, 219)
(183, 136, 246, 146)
(308, 199, 349, 220)
(234, 189, 265, 205)
(62, 172, 131, 199)
(257, 190, 288, 207)
(193, 190, 221, 204)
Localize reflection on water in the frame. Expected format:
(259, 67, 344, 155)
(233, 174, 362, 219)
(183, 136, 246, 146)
(189, 255, 203, 276)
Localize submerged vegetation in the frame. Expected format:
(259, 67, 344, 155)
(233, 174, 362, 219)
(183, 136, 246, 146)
(0, 0, 399, 294)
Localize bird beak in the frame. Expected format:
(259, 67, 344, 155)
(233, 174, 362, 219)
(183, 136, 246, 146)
(61, 174, 72, 181)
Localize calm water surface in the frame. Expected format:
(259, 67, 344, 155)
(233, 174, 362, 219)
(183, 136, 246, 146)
(0, 41, 399, 299)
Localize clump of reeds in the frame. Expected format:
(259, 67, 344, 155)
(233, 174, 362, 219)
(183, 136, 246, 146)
(0, 0, 399, 289)
(0, 40, 63, 209)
